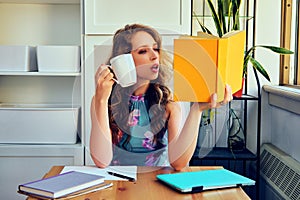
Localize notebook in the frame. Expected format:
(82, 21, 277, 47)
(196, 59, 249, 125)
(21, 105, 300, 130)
(156, 168, 255, 193)
(18, 171, 105, 199)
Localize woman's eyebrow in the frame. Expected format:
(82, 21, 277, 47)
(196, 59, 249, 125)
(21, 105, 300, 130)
(132, 43, 158, 51)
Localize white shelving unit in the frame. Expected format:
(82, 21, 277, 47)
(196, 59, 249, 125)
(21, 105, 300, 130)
(0, 0, 192, 198)
(0, 1, 83, 199)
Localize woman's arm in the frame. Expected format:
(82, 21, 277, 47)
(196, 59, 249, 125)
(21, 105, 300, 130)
(90, 97, 113, 168)
(90, 65, 115, 168)
(167, 101, 201, 171)
(167, 85, 232, 171)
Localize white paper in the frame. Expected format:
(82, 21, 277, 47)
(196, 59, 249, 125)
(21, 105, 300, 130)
(60, 166, 137, 181)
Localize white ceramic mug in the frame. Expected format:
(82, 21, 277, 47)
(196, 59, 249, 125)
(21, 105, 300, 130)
(109, 54, 137, 87)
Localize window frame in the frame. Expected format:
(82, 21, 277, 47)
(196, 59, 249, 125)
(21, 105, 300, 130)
(280, 0, 300, 86)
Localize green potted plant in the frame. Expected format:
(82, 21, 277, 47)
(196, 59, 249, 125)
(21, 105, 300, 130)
(194, 0, 294, 96)
(194, 0, 294, 153)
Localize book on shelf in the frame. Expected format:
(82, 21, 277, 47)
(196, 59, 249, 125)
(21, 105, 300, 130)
(173, 30, 246, 102)
(18, 171, 105, 199)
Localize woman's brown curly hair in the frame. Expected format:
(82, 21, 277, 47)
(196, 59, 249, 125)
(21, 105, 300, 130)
(106, 24, 173, 145)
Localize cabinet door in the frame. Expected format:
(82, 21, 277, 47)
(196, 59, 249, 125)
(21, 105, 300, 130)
(0, 145, 83, 200)
(84, 0, 191, 34)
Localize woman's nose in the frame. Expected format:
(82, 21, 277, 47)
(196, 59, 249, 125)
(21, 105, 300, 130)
(149, 49, 158, 60)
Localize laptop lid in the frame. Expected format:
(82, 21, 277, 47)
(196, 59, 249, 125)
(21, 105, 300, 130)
(156, 168, 255, 193)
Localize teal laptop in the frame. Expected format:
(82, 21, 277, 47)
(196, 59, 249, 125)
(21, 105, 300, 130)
(156, 168, 255, 193)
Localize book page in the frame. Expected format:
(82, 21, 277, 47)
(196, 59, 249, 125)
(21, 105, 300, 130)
(61, 166, 137, 181)
(174, 37, 218, 102)
(197, 31, 219, 39)
(222, 30, 242, 38)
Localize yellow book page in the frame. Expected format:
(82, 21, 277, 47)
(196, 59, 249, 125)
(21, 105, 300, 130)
(198, 31, 225, 101)
(216, 39, 227, 101)
(223, 31, 245, 94)
(197, 31, 219, 39)
(216, 31, 245, 99)
(174, 31, 245, 102)
(174, 38, 218, 102)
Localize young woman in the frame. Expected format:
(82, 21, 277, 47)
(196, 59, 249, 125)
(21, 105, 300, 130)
(90, 24, 232, 171)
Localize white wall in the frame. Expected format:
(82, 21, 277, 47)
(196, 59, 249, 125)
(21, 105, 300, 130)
(253, 0, 282, 87)
(246, 0, 285, 154)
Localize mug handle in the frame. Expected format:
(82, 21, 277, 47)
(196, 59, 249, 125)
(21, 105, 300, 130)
(108, 65, 120, 84)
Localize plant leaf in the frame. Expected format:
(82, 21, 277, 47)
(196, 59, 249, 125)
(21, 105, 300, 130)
(243, 54, 251, 77)
(218, 0, 227, 34)
(249, 57, 271, 81)
(243, 45, 293, 80)
(232, 0, 241, 30)
(243, 47, 256, 77)
(201, 24, 213, 35)
(244, 46, 255, 61)
(227, 1, 232, 31)
(193, 11, 213, 34)
(256, 45, 294, 54)
(206, 0, 223, 37)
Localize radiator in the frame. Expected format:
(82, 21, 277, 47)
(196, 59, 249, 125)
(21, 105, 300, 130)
(260, 143, 300, 200)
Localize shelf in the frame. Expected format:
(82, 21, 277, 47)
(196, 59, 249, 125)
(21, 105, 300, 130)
(0, 142, 84, 158)
(0, 103, 80, 109)
(193, 15, 254, 21)
(0, 142, 83, 148)
(0, 0, 79, 4)
(233, 94, 259, 101)
(0, 71, 81, 76)
(192, 147, 257, 160)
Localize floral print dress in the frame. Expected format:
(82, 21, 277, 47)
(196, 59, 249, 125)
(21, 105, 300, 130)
(111, 95, 170, 166)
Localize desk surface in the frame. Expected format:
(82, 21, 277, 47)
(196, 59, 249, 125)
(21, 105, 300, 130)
(27, 166, 250, 200)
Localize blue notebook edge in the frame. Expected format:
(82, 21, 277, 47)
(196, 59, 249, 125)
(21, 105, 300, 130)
(156, 168, 255, 193)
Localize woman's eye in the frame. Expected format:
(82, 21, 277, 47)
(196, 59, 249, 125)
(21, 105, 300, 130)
(154, 48, 160, 52)
(138, 49, 147, 54)
(137, 47, 159, 54)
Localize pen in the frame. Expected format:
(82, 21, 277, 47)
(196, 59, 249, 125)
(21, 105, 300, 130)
(107, 171, 136, 182)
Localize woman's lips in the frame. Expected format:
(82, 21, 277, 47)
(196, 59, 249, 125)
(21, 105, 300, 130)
(151, 64, 159, 73)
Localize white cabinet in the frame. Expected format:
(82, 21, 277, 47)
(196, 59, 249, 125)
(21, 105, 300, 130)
(0, 1, 83, 199)
(0, 1, 192, 198)
(0, 144, 83, 200)
(0, 1, 82, 140)
(84, 0, 191, 35)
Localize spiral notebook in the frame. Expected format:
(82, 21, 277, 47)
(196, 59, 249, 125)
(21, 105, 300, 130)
(156, 168, 255, 193)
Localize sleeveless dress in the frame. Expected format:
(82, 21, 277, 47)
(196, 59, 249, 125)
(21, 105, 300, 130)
(111, 94, 170, 166)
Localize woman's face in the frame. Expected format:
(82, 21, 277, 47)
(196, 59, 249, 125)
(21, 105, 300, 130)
(130, 31, 160, 82)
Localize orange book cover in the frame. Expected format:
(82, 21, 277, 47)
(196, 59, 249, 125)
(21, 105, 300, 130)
(173, 30, 246, 102)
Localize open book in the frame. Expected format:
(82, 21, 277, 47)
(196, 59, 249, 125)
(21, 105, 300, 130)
(173, 30, 246, 102)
